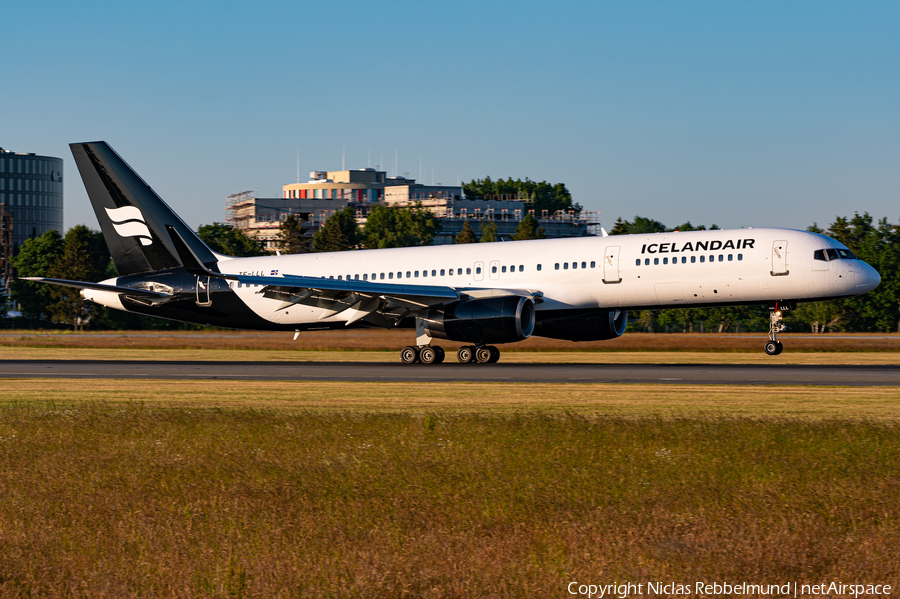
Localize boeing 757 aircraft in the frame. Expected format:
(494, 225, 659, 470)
(25, 142, 881, 363)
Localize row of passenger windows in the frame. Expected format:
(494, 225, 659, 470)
(330, 264, 530, 281)
(813, 248, 857, 261)
(555, 261, 596, 270)
(637, 254, 743, 266)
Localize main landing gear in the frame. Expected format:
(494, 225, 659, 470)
(457, 345, 500, 364)
(399, 345, 501, 364)
(765, 306, 786, 356)
(400, 345, 446, 364)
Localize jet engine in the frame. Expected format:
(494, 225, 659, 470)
(532, 308, 628, 341)
(423, 296, 535, 344)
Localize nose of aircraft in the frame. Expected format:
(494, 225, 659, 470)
(857, 261, 881, 293)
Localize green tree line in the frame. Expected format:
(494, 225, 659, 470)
(7, 209, 898, 332)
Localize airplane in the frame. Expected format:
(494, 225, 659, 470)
(24, 142, 881, 363)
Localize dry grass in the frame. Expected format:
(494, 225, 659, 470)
(0, 402, 898, 597)
(2, 329, 899, 352)
(2, 346, 900, 365)
(2, 379, 900, 419)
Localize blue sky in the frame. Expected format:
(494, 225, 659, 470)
(2, 1, 898, 231)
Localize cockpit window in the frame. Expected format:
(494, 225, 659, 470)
(814, 248, 858, 261)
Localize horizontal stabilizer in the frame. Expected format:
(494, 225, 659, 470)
(20, 277, 172, 301)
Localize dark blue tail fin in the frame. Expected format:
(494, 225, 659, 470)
(70, 141, 217, 276)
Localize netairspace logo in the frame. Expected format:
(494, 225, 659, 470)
(567, 581, 893, 598)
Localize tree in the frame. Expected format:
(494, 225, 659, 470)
(278, 214, 312, 255)
(454, 220, 478, 244)
(46, 226, 109, 329)
(463, 176, 580, 214)
(607, 216, 668, 235)
(313, 207, 359, 252)
(198, 223, 264, 256)
(512, 213, 546, 240)
(363, 204, 440, 249)
(671, 221, 706, 232)
(479, 220, 498, 243)
(609, 217, 628, 235)
(11, 230, 65, 319)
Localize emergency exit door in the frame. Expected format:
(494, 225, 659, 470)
(771, 240, 788, 276)
(603, 246, 621, 284)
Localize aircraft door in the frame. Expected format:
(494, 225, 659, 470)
(474, 261, 484, 281)
(196, 276, 212, 306)
(489, 260, 500, 281)
(771, 240, 788, 276)
(603, 246, 621, 284)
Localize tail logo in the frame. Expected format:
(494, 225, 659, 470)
(105, 206, 153, 246)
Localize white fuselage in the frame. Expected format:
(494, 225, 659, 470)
(176, 227, 877, 327)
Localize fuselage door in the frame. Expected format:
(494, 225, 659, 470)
(474, 261, 484, 282)
(603, 246, 621, 284)
(196, 276, 212, 306)
(771, 240, 788, 276)
(489, 260, 500, 281)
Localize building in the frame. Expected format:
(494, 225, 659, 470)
(0, 148, 64, 301)
(0, 148, 64, 248)
(228, 166, 598, 251)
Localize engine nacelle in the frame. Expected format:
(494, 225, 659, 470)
(423, 296, 535, 344)
(533, 308, 628, 341)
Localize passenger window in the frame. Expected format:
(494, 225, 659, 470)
(663, 257, 668, 265)
(654, 258, 659, 265)
(700, 256, 705, 263)
(467, 267, 471, 274)
(501, 266, 507, 273)
(432, 270, 437, 276)
(644, 258, 650, 265)
(363, 274, 368, 281)
(635, 259, 640, 266)
(590, 261, 595, 268)
(338, 275, 342, 280)
(564, 263, 569, 270)
(681, 256, 686, 264)
(728, 254, 733, 261)
(826, 249, 839, 260)
(440, 269, 445, 276)
(691, 256, 696, 263)
(415, 271, 419, 277)
(330, 276, 334, 279)
(519, 265, 524, 272)
(380, 273, 385, 280)
(536, 264, 542, 271)
(491, 266, 497, 273)
(738, 254, 743, 261)
(572, 262, 577, 269)
(389, 273, 393, 279)
(406, 271, 411, 278)
(555, 263, 559, 270)
(718, 255, 723, 262)
(581, 261, 586, 269)
(709, 255, 714, 262)
(458, 268, 463, 275)
(422, 270, 427, 277)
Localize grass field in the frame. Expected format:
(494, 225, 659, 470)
(1, 399, 898, 597)
(2, 329, 899, 353)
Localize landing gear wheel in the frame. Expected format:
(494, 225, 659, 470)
(419, 346, 436, 364)
(433, 346, 445, 364)
(401, 346, 420, 364)
(764, 340, 784, 356)
(487, 346, 500, 363)
(457, 346, 475, 364)
(475, 346, 493, 364)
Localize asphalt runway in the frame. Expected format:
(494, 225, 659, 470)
(2, 360, 899, 386)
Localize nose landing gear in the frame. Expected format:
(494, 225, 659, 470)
(765, 304, 787, 355)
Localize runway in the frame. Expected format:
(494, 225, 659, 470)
(2, 360, 899, 386)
